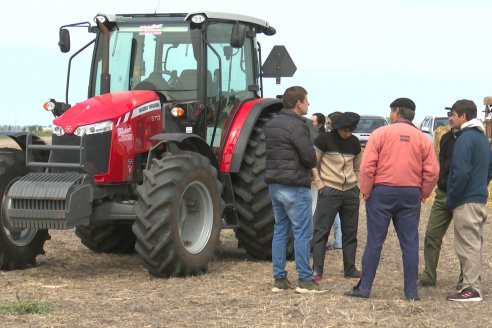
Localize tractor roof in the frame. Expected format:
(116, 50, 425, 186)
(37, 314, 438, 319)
(98, 11, 275, 35)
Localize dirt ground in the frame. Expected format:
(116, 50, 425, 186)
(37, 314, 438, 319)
(1, 137, 492, 327)
(1, 202, 492, 327)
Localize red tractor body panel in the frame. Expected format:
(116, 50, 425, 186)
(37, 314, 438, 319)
(53, 91, 162, 183)
(220, 98, 265, 173)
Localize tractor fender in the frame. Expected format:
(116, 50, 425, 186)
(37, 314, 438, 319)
(226, 98, 282, 173)
(148, 133, 220, 171)
(0, 131, 46, 151)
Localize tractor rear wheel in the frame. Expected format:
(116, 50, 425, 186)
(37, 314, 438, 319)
(232, 112, 294, 260)
(0, 148, 50, 270)
(133, 151, 223, 277)
(75, 223, 136, 254)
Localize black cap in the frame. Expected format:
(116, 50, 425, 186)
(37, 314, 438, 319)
(331, 112, 360, 131)
(390, 97, 416, 111)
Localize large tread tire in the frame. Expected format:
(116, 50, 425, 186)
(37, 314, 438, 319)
(0, 148, 50, 270)
(232, 112, 293, 260)
(133, 151, 223, 277)
(75, 224, 136, 254)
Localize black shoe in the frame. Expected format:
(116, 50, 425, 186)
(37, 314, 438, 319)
(344, 269, 362, 279)
(418, 279, 436, 287)
(343, 280, 369, 299)
(344, 289, 369, 299)
(447, 287, 482, 302)
(418, 272, 436, 287)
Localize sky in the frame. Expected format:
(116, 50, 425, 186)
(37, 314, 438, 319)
(2, 0, 492, 127)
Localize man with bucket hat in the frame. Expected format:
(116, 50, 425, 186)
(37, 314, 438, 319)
(312, 112, 363, 281)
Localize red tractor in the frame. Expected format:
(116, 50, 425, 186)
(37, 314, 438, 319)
(0, 12, 296, 277)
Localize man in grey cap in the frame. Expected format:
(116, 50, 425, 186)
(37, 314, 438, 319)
(344, 98, 439, 301)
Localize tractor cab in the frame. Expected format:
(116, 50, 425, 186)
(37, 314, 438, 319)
(56, 12, 283, 149)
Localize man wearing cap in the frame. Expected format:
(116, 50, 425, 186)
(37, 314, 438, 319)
(445, 99, 492, 302)
(312, 112, 362, 281)
(344, 97, 438, 301)
(419, 111, 459, 288)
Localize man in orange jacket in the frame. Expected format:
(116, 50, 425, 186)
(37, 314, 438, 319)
(344, 97, 439, 301)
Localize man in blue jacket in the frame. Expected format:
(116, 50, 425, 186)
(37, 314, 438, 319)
(446, 99, 492, 302)
(265, 86, 325, 294)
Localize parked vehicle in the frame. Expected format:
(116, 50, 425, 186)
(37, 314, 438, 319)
(352, 115, 388, 146)
(0, 12, 296, 277)
(419, 114, 449, 142)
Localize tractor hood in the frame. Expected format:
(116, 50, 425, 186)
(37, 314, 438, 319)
(53, 90, 159, 132)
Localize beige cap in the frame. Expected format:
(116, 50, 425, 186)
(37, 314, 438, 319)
(483, 96, 492, 105)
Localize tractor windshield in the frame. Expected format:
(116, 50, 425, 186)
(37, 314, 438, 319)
(91, 21, 201, 100)
(90, 19, 256, 105)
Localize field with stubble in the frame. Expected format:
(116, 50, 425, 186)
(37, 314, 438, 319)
(1, 136, 492, 327)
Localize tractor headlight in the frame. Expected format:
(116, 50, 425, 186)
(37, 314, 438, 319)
(74, 120, 113, 136)
(52, 124, 65, 136)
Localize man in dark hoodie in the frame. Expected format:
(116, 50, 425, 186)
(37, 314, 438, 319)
(265, 86, 325, 294)
(446, 99, 492, 302)
(419, 117, 458, 288)
(311, 112, 362, 281)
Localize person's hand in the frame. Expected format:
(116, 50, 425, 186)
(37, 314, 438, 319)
(318, 186, 325, 194)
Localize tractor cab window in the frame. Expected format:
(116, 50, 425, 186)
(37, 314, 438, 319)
(91, 22, 201, 101)
(205, 22, 256, 148)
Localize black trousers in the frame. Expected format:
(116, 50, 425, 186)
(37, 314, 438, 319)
(312, 186, 360, 276)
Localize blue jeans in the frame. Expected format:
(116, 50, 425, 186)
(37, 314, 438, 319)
(269, 183, 313, 281)
(331, 213, 342, 248)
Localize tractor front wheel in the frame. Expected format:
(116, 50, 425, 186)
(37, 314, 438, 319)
(0, 148, 50, 270)
(133, 151, 223, 277)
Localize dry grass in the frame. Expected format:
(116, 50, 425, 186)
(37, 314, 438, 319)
(2, 137, 492, 327)
(1, 203, 492, 327)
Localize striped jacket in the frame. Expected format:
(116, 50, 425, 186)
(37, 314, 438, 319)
(313, 130, 362, 191)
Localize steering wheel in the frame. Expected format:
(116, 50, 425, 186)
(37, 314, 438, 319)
(155, 70, 181, 89)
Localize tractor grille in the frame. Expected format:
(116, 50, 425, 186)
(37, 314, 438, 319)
(12, 199, 65, 213)
(51, 132, 111, 174)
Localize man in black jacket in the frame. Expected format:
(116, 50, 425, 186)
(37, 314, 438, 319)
(265, 86, 324, 294)
(419, 119, 457, 288)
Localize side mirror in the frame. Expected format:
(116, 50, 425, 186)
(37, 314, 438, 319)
(58, 28, 71, 53)
(230, 23, 247, 48)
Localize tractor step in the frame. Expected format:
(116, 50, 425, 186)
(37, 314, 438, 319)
(6, 172, 93, 229)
